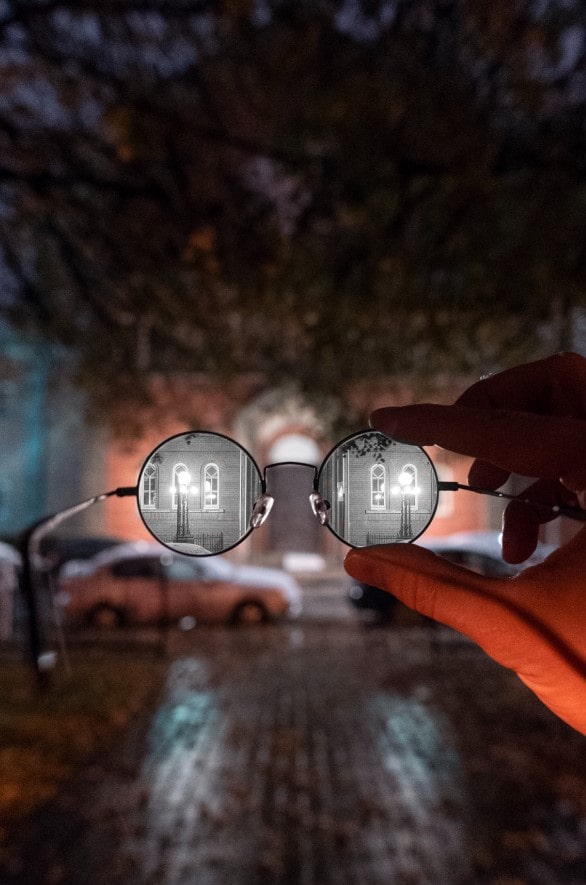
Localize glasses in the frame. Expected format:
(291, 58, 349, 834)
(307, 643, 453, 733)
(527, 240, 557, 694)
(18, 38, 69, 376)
(136, 429, 586, 556)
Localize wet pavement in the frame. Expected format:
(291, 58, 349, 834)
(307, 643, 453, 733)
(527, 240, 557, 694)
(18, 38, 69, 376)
(2, 588, 586, 884)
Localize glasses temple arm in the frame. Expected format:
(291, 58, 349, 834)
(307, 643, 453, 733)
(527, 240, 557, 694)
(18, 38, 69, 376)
(438, 481, 586, 523)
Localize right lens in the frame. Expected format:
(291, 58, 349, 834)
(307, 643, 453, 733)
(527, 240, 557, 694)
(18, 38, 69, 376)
(317, 430, 439, 547)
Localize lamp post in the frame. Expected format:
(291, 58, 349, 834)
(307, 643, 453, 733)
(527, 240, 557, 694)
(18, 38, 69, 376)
(398, 470, 413, 539)
(174, 469, 194, 542)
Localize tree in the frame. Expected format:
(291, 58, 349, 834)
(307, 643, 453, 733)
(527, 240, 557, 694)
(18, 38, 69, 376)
(0, 1, 584, 428)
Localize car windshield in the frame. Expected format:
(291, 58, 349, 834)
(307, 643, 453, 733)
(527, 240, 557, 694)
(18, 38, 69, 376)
(164, 559, 200, 581)
(111, 558, 162, 579)
(163, 555, 233, 582)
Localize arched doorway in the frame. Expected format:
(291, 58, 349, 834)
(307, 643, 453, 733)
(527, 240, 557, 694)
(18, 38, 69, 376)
(234, 387, 336, 557)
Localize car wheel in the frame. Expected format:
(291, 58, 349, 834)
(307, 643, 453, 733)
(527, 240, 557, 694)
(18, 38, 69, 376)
(87, 604, 125, 629)
(231, 600, 269, 626)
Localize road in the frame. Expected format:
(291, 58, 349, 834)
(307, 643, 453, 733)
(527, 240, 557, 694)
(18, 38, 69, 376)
(2, 579, 586, 884)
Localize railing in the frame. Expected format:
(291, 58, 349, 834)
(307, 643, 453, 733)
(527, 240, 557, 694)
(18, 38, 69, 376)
(193, 533, 224, 553)
(366, 533, 398, 546)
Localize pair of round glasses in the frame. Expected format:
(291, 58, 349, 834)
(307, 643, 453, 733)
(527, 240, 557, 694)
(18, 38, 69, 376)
(136, 430, 586, 556)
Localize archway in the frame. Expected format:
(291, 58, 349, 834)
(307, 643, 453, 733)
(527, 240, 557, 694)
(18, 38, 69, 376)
(234, 388, 334, 557)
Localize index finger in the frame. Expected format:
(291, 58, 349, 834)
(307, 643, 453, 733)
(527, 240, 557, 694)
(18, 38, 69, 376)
(456, 353, 586, 416)
(369, 404, 586, 479)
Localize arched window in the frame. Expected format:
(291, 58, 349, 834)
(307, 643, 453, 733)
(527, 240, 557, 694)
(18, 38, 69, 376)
(370, 464, 386, 510)
(141, 463, 158, 510)
(203, 463, 219, 510)
(171, 463, 188, 510)
(400, 464, 418, 509)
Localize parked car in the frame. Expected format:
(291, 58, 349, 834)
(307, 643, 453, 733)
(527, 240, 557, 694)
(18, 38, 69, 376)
(40, 535, 123, 572)
(348, 531, 556, 625)
(57, 541, 302, 628)
(0, 541, 21, 640)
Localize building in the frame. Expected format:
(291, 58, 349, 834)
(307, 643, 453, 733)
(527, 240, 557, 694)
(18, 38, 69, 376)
(103, 377, 492, 566)
(318, 431, 439, 547)
(2, 328, 577, 565)
(138, 431, 261, 554)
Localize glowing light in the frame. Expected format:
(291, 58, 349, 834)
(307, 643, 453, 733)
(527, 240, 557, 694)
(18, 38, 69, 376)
(177, 469, 191, 487)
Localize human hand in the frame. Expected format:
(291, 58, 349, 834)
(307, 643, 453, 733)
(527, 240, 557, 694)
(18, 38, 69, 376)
(344, 353, 586, 733)
(371, 352, 586, 563)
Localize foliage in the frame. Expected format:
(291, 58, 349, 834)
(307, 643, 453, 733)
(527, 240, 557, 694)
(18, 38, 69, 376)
(0, 1, 584, 423)
(0, 648, 165, 831)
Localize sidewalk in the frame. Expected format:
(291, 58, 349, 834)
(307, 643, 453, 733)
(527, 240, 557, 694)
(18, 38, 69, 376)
(2, 621, 586, 884)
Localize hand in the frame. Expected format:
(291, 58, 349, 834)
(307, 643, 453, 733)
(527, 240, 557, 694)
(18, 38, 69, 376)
(344, 353, 586, 733)
(372, 352, 586, 563)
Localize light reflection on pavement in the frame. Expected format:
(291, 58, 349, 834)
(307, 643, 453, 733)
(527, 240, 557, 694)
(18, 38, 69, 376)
(3, 617, 586, 884)
(132, 627, 473, 883)
(83, 621, 583, 885)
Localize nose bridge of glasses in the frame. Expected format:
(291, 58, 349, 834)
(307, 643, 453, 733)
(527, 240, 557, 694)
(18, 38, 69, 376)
(250, 462, 327, 531)
(263, 461, 320, 483)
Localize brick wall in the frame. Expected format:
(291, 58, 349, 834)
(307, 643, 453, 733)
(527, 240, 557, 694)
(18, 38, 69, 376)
(101, 375, 496, 553)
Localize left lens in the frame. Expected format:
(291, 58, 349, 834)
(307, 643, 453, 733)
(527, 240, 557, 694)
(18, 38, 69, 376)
(317, 430, 439, 547)
(137, 431, 262, 556)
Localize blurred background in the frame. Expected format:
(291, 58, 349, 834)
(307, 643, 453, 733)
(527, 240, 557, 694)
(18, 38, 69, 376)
(1, 7, 586, 883)
(0, 0, 584, 552)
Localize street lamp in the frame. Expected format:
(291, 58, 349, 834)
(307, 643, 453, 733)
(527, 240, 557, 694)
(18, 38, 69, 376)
(397, 469, 413, 539)
(174, 469, 194, 542)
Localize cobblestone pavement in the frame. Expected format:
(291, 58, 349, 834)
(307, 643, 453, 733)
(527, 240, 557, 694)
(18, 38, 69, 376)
(2, 614, 586, 884)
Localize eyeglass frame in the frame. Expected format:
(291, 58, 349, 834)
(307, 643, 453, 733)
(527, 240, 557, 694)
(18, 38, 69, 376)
(135, 428, 586, 557)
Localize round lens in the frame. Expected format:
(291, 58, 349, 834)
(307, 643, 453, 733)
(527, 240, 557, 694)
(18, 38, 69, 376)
(317, 430, 439, 547)
(137, 431, 262, 556)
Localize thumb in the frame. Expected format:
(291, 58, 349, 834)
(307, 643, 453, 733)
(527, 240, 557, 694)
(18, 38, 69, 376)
(344, 544, 524, 666)
(345, 541, 586, 734)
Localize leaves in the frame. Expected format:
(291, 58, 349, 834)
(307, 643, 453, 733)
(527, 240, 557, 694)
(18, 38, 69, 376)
(0, 650, 165, 825)
(0, 1, 583, 429)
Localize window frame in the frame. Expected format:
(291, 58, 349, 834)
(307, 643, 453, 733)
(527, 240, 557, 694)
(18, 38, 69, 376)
(140, 462, 158, 510)
(370, 463, 386, 510)
(203, 463, 220, 511)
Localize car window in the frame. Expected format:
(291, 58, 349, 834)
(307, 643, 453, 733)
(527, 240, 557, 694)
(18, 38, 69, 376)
(111, 558, 162, 579)
(164, 559, 203, 582)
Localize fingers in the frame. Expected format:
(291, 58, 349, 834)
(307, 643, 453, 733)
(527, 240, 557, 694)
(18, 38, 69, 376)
(501, 501, 541, 564)
(456, 352, 586, 415)
(370, 404, 586, 480)
(345, 533, 586, 734)
(500, 479, 582, 562)
(468, 459, 510, 490)
(344, 543, 519, 665)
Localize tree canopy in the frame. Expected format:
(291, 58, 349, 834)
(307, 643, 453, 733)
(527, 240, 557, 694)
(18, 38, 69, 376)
(0, 0, 584, 423)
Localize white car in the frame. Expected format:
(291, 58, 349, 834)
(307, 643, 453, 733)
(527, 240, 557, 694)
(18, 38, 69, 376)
(58, 541, 302, 628)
